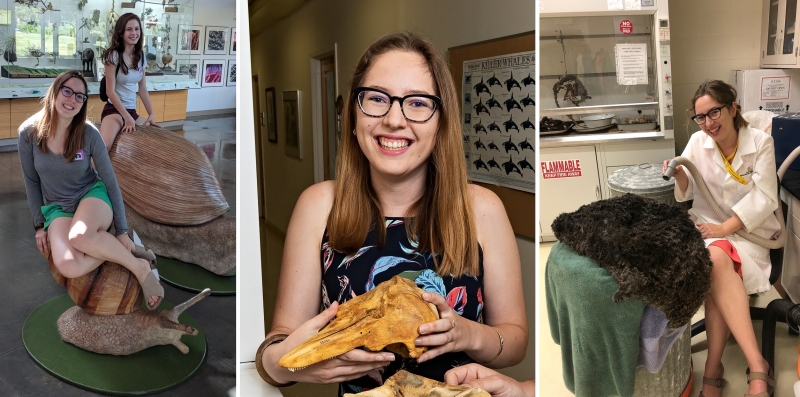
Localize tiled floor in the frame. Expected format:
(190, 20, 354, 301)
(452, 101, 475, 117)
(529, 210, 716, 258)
(539, 241, 799, 396)
(0, 116, 236, 396)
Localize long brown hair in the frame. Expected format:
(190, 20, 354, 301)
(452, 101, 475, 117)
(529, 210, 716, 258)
(102, 13, 143, 75)
(327, 32, 480, 277)
(32, 70, 89, 161)
(689, 80, 749, 131)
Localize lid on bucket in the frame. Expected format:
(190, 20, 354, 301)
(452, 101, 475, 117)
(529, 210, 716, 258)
(607, 163, 675, 194)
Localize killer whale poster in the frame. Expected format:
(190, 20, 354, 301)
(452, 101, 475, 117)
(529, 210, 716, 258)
(462, 51, 536, 193)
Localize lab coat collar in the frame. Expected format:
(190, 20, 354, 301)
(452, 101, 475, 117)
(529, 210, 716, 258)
(702, 126, 755, 171)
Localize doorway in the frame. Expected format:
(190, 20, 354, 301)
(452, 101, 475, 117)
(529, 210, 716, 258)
(252, 75, 265, 219)
(319, 55, 338, 180)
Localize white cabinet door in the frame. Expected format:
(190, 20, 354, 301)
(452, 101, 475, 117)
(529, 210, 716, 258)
(539, 146, 601, 242)
(762, 0, 800, 67)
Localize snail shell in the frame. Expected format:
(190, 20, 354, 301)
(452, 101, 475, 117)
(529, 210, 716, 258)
(109, 125, 229, 226)
(48, 255, 143, 315)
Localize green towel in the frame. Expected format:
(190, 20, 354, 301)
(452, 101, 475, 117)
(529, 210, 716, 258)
(546, 242, 645, 397)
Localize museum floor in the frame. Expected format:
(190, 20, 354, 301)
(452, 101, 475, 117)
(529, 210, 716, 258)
(539, 241, 798, 397)
(0, 116, 236, 396)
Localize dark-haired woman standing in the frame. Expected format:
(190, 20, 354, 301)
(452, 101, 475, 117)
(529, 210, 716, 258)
(99, 13, 161, 150)
(18, 71, 164, 310)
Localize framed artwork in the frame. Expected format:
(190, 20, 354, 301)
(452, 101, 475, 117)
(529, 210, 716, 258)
(283, 90, 302, 158)
(204, 26, 229, 55)
(0, 9, 11, 25)
(226, 60, 237, 86)
(201, 59, 225, 87)
(176, 59, 201, 87)
(229, 28, 237, 55)
(177, 25, 203, 55)
(266, 87, 278, 143)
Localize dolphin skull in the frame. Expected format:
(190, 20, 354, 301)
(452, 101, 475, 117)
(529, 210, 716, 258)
(279, 276, 439, 371)
(343, 370, 491, 397)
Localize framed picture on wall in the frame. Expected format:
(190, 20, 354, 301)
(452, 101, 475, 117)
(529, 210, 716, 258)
(177, 25, 203, 55)
(266, 87, 278, 143)
(201, 59, 225, 87)
(204, 26, 229, 55)
(226, 60, 236, 86)
(176, 59, 202, 87)
(229, 28, 237, 55)
(283, 90, 302, 159)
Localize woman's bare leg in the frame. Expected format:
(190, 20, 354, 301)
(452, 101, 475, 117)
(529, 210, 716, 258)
(66, 197, 159, 307)
(707, 245, 770, 395)
(99, 114, 124, 152)
(701, 293, 729, 397)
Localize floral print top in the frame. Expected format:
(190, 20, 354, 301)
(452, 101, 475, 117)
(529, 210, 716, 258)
(320, 218, 485, 396)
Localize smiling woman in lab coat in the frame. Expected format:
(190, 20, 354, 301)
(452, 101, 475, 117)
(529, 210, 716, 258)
(663, 80, 778, 397)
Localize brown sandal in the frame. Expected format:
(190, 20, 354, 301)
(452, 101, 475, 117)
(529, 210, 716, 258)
(699, 375, 726, 397)
(745, 363, 775, 397)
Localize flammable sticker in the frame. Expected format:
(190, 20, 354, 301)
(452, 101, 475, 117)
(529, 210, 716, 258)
(541, 159, 582, 179)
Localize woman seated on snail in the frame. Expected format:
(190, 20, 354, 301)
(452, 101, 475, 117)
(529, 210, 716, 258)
(257, 32, 528, 394)
(18, 70, 164, 310)
(99, 13, 161, 151)
(663, 80, 777, 397)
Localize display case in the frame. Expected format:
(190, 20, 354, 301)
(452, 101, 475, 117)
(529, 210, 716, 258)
(760, 0, 800, 68)
(0, 0, 197, 87)
(539, 7, 676, 242)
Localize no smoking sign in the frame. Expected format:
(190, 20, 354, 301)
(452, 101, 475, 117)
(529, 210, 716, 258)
(620, 19, 633, 34)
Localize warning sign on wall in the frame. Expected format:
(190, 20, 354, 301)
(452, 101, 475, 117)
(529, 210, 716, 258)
(620, 19, 633, 35)
(541, 160, 583, 179)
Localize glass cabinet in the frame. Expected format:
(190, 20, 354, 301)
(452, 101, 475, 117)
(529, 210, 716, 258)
(761, 0, 800, 67)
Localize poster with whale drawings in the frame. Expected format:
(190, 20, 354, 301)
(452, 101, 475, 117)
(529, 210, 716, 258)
(462, 51, 536, 193)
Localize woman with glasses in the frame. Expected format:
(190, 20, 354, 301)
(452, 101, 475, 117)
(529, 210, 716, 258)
(256, 33, 527, 395)
(18, 71, 164, 311)
(99, 13, 161, 151)
(662, 80, 777, 397)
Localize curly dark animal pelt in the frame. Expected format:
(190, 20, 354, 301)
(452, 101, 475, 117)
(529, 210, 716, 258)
(551, 194, 712, 328)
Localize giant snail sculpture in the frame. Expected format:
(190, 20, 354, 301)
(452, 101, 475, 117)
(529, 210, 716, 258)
(108, 124, 236, 276)
(44, 124, 235, 355)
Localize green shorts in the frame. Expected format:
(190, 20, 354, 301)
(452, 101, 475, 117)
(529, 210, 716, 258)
(41, 180, 112, 231)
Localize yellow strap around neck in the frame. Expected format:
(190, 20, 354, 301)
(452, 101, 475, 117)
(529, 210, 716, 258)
(717, 143, 747, 185)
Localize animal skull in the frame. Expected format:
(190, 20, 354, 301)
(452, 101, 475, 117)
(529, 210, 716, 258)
(343, 370, 490, 397)
(279, 276, 439, 371)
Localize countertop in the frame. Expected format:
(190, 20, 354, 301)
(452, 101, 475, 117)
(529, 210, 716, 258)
(0, 75, 199, 99)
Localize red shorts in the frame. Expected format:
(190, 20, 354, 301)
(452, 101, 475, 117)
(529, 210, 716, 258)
(709, 240, 743, 278)
(101, 103, 140, 121)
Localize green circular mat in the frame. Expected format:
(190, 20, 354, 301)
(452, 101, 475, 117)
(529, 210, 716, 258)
(156, 256, 236, 295)
(23, 295, 206, 396)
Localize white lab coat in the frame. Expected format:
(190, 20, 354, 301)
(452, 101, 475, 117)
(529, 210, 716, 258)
(675, 126, 780, 295)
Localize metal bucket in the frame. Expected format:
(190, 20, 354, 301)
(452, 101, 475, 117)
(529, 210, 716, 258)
(608, 163, 678, 207)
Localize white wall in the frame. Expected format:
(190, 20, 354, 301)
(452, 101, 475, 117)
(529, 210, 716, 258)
(187, 0, 237, 113)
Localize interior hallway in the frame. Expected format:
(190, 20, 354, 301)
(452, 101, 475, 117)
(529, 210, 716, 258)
(0, 116, 236, 396)
(539, 241, 798, 396)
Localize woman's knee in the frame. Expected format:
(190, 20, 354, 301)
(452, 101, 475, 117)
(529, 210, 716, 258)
(708, 246, 733, 275)
(52, 256, 83, 278)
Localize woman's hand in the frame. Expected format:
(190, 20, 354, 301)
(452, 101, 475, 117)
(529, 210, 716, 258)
(35, 227, 50, 258)
(144, 114, 162, 128)
(697, 223, 728, 239)
(445, 363, 535, 397)
(116, 233, 135, 253)
(122, 113, 136, 134)
(415, 292, 473, 363)
(264, 302, 394, 385)
(662, 159, 684, 177)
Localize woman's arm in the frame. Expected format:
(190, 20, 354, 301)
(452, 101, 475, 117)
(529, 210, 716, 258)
(731, 135, 779, 232)
(104, 58, 136, 133)
(87, 125, 128, 236)
(17, 127, 46, 230)
(416, 186, 528, 368)
(137, 73, 161, 127)
(260, 181, 392, 385)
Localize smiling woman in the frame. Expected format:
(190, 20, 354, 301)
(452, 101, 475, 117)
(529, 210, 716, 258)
(17, 70, 165, 310)
(255, 32, 528, 396)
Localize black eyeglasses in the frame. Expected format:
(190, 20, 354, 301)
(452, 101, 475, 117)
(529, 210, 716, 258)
(60, 86, 88, 103)
(354, 87, 441, 122)
(691, 106, 726, 125)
